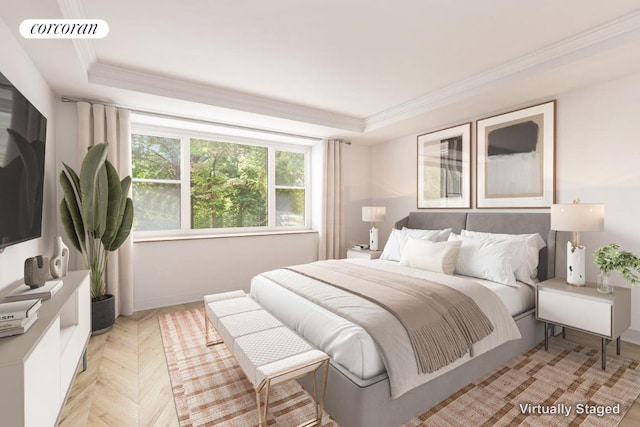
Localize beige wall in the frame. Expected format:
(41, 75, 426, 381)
(0, 18, 57, 293)
(556, 72, 640, 341)
(342, 143, 373, 253)
(133, 232, 318, 310)
(369, 71, 640, 340)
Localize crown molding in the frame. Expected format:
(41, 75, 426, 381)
(57, 0, 97, 73)
(77, 8, 639, 136)
(365, 9, 640, 132)
(88, 63, 364, 133)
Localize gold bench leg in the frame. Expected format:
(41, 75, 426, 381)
(296, 359, 330, 427)
(254, 359, 329, 427)
(317, 359, 329, 424)
(312, 367, 318, 421)
(263, 379, 271, 425)
(255, 389, 262, 426)
(255, 379, 271, 426)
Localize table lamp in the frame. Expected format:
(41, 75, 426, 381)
(362, 206, 386, 251)
(550, 200, 604, 286)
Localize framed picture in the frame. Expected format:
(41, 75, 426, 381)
(417, 122, 471, 209)
(476, 101, 555, 208)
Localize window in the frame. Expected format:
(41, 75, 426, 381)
(131, 127, 310, 235)
(190, 138, 267, 229)
(131, 135, 181, 231)
(275, 151, 306, 227)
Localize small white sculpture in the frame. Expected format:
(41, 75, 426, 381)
(50, 236, 70, 278)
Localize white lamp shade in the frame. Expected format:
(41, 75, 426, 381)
(362, 206, 386, 223)
(550, 203, 604, 232)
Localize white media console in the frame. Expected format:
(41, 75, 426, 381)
(0, 270, 90, 426)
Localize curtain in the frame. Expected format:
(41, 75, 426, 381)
(77, 102, 134, 316)
(318, 139, 344, 260)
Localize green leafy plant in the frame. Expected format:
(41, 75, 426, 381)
(593, 243, 640, 285)
(60, 143, 134, 299)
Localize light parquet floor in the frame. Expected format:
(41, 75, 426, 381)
(59, 302, 200, 427)
(59, 305, 640, 426)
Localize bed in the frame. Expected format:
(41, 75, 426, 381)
(250, 212, 556, 427)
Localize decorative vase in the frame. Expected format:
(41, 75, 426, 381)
(24, 255, 50, 288)
(50, 236, 69, 278)
(596, 270, 613, 294)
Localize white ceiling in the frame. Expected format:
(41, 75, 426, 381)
(1, 0, 639, 144)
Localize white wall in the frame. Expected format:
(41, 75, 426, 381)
(134, 232, 318, 310)
(342, 143, 372, 253)
(370, 133, 422, 240)
(54, 100, 83, 270)
(0, 17, 57, 293)
(555, 72, 640, 342)
(370, 71, 640, 340)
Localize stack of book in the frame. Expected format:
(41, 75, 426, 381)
(4, 279, 63, 302)
(351, 244, 369, 250)
(0, 299, 41, 338)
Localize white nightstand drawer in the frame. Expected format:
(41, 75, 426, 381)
(538, 290, 612, 336)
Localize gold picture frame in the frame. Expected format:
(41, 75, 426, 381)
(476, 101, 555, 208)
(417, 122, 471, 209)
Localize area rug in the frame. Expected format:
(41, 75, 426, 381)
(159, 308, 640, 426)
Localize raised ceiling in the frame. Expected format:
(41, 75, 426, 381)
(1, 0, 639, 144)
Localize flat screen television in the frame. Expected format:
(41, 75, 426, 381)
(0, 71, 47, 252)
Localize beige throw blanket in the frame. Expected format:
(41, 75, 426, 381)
(282, 260, 494, 374)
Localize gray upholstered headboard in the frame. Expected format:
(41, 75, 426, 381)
(394, 212, 556, 281)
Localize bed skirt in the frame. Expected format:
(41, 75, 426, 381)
(298, 309, 544, 427)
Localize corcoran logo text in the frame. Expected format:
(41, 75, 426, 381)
(19, 19, 109, 39)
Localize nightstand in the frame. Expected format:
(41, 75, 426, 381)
(346, 249, 382, 260)
(536, 278, 631, 370)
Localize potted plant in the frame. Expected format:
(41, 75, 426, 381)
(60, 142, 134, 333)
(593, 243, 640, 294)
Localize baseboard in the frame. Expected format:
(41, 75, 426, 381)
(134, 288, 243, 311)
(622, 328, 640, 345)
(135, 293, 205, 311)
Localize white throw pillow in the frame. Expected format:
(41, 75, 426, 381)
(400, 238, 462, 275)
(460, 230, 546, 285)
(380, 228, 452, 262)
(402, 227, 452, 242)
(448, 233, 519, 287)
(380, 229, 404, 261)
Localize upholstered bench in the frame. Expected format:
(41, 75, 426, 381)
(204, 291, 330, 426)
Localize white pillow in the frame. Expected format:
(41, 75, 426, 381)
(380, 228, 452, 261)
(380, 229, 404, 261)
(400, 238, 462, 275)
(448, 233, 519, 287)
(460, 230, 546, 285)
(402, 227, 452, 242)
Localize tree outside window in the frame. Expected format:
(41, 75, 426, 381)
(131, 130, 309, 234)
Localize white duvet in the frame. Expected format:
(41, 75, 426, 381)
(251, 259, 522, 398)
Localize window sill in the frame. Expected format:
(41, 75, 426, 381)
(133, 229, 318, 244)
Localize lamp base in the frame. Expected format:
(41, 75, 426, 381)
(566, 241, 586, 286)
(369, 227, 379, 251)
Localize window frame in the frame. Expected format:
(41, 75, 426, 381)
(130, 123, 312, 239)
(273, 149, 309, 228)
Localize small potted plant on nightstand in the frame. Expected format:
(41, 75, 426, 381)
(593, 243, 640, 294)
